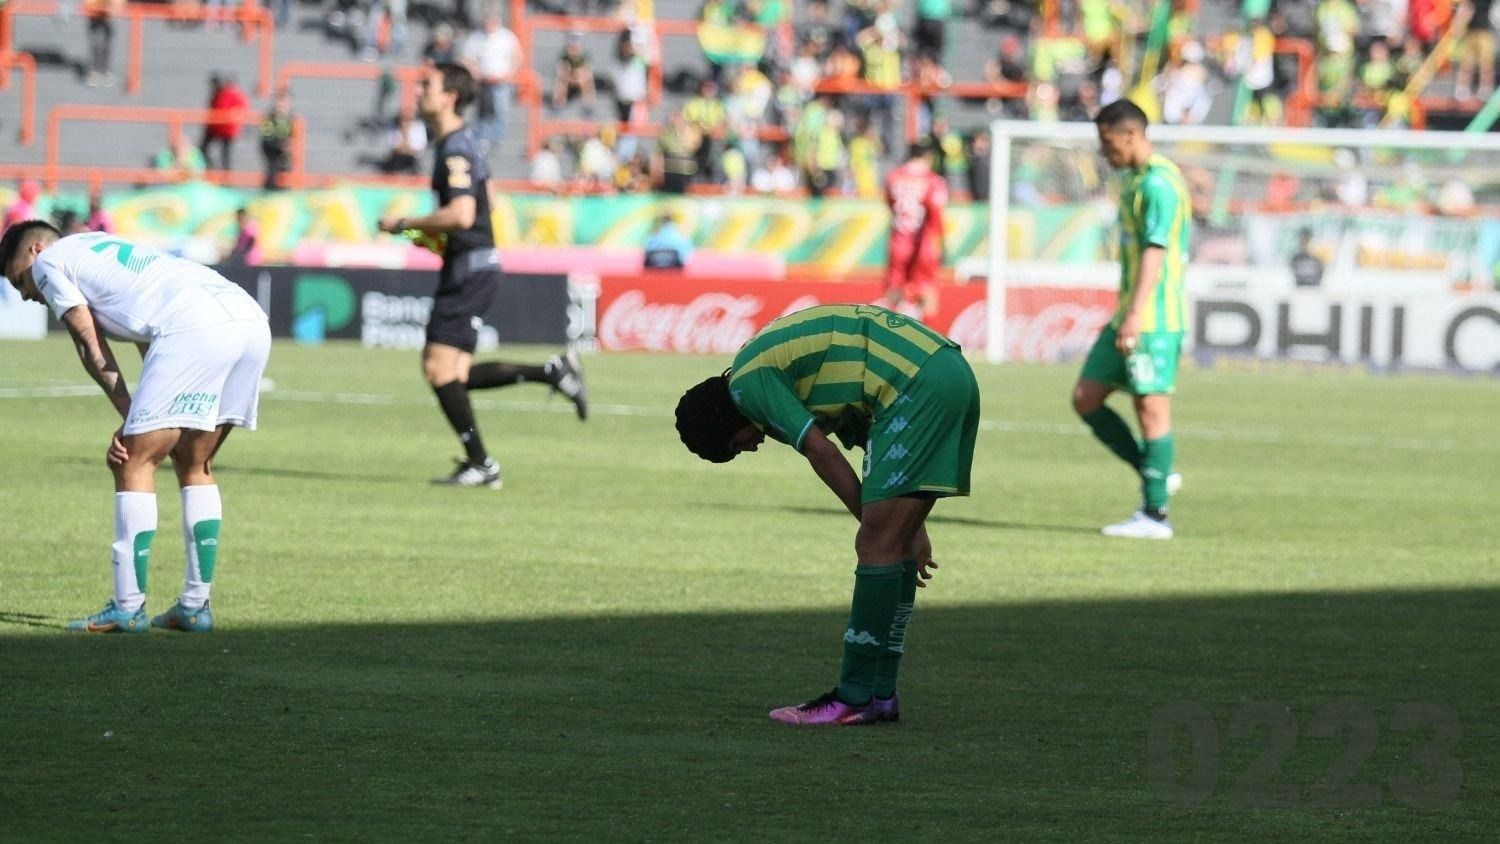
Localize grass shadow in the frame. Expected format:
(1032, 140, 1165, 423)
(0, 611, 56, 630)
(0, 589, 1495, 839)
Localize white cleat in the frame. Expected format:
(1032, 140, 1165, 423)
(1102, 510, 1174, 540)
(432, 459, 503, 489)
(1166, 472, 1183, 496)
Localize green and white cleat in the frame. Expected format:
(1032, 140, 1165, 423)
(151, 600, 214, 633)
(67, 600, 149, 634)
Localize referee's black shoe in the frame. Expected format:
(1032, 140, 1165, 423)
(433, 458, 502, 489)
(548, 350, 589, 421)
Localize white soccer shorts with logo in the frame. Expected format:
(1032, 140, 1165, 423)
(123, 318, 272, 435)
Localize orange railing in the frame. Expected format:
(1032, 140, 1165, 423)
(1274, 37, 1316, 128)
(0, 3, 13, 89)
(42, 104, 305, 191)
(0, 51, 36, 144)
(276, 61, 428, 117)
(2, 0, 274, 97)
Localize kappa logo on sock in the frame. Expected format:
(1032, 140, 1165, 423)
(844, 628, 881, 646)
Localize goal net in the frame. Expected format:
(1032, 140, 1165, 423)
(979, 121, 1500, 374)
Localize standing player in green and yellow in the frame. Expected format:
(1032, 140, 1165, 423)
(675, 304, 980, 725)
(1072, 99, 1187, 540)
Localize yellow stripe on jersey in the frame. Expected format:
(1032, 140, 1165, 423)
(793, 357, 902, 412)
(728, 305, 958, 445)
(1115, 153, 1191, 333)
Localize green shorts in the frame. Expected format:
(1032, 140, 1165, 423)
(861, 345, 980, 505)
(1080, 325, 1183, 395)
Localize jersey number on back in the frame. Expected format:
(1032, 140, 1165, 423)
(90, 238, 159, 275)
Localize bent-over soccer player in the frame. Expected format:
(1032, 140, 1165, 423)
(676, 304, 980, 725)
(2, 221, 271, 633)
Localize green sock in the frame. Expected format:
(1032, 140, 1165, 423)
(133, 530, 155, 593)
(837, 564, 903, 706)
(1082, 406, 1142, 470)
(872, 560, 919, 699)
(1141, 433, 1176, 512)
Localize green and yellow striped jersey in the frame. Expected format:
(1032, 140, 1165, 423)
(728, 304, 957, 452)
(1115, 153, 1192, 333)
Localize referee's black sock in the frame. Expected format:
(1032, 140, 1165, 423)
(467, 361, 551, 390)
(434, 380, 490, 465)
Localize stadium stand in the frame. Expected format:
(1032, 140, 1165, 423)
(0, 0, 1495, 194)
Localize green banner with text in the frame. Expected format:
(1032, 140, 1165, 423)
(3, 183, 1117, 272)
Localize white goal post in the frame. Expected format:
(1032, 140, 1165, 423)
(983, 121, 1500, 372)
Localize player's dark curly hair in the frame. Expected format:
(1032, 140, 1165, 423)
(675, 372, 750, 464)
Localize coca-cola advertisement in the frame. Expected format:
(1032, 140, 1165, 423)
(1002, 287, 1116, 362)
(594, 275, 986, 355)
(592, 275, 1117, 362)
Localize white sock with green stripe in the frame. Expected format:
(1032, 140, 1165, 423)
(111, 492, 156, 613)
(179, 485, 222, 609)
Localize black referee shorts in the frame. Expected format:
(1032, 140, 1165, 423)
(426, 249, 501, 353)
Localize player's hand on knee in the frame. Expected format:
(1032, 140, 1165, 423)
(916, 559, 938, 588)
(908, 527, 936, 587)
(106, 427, 129, 468)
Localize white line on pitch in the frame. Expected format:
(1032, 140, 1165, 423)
(2, 384, 1485, 452)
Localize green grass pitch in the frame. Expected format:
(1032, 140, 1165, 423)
(1, 336, 1496, 839)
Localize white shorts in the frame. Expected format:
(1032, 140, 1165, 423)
(124, 319, 272, 435)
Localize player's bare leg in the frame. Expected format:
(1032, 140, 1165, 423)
(111, 427, 181, 492)
(855, 495, 936, 565)
(423, 341, 473, 387)
(1070, 376, 1115, 419)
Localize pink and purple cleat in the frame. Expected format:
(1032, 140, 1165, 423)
(768, 689, 901, 726)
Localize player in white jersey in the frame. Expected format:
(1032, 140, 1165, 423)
(1, 221, 271, 634)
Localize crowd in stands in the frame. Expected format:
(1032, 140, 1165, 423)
(511, 0, 1500, 199)
(523, 0, 993, 199)
(12, 0, 1500, 201)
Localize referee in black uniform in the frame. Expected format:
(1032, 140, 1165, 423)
(380, 63, 588, 489)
